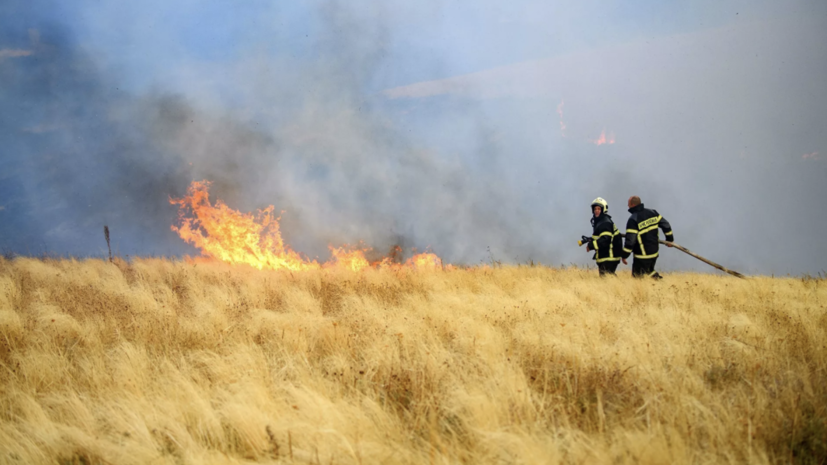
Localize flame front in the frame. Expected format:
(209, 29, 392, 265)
(170, 181, 445, 271)
(406, 252, 442, 270)
(170, 181, 319, 271)
(327, 245, 371, 272)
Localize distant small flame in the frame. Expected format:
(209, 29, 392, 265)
(591, 129, 615, 146)
(557, 100, 567, 137)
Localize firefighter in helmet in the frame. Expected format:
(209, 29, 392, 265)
(621, 196, 674, 279)
(582, 197, 623, 276)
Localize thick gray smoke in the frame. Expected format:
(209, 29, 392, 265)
(1, 1, 826, 274)
(383, 15, 827, 274)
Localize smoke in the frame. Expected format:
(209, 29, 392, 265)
(2, 1, 826, 274)
(382, 14, 827, 274)
(0, 25, 212, 256)
(0, 1, 528, 264)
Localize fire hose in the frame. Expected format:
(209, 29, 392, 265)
(658, 240, 745, 278)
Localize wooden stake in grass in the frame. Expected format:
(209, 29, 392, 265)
(103, 225, 112, 263)
(266, 425, 279, 459)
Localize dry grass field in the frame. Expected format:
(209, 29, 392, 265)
(0, 257, 825, 464)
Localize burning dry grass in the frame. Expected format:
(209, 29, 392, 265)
(0, 257, 825, 464)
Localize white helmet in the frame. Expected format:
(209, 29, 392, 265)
(591, 197, 608, 214)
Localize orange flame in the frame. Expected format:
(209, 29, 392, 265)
(170, 181, 445, 271)
(406, 252, 442, 270)
(557, 99, 567, 137)
(327, 245, 371, 272)
(170, 181, 318, 271)
(591, 129, 615, 146)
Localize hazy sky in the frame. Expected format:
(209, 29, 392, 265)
(2, 0, 826, 274)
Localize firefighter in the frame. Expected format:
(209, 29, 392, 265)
(621, 196, 673, 279)
(584, 197, 623, 276)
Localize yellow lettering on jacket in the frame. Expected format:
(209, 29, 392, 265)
(637, 215, 661, 230)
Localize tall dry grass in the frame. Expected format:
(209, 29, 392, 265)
(0, 256, 825, 464)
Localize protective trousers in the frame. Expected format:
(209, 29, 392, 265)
(632, 257, 661, 279)
(598, 261, 619, 276)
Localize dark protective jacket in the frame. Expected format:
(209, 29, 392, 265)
(588, 213, 623, 263)
(622, 204, 673, 259)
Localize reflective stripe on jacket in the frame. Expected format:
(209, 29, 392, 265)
(622, 204, 673, 259)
